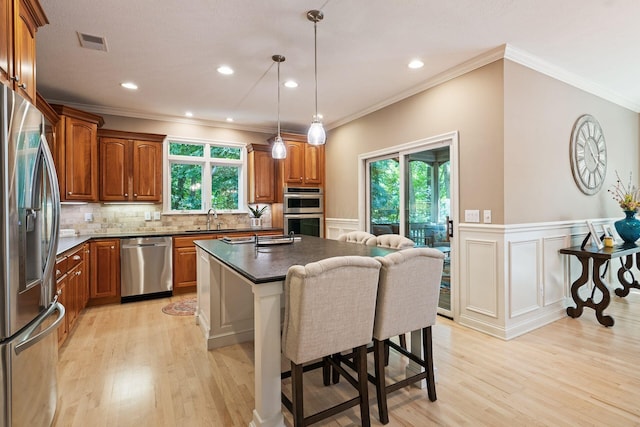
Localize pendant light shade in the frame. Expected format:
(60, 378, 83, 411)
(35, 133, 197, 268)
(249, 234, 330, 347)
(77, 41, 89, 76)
(271, 55, 287, 159)
(307, 10, 326, 146)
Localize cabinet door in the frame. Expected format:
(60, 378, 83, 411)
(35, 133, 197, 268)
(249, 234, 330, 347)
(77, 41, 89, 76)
(90, 240, 120, 299)
(304, 143, 324, 185)
(67, 264, 80, 328)
(284, 141, 305, 184)
(65, 117, 98, 201)
(13, 0, 36, 102)
(248, 148, 275, 203)
(56, 275, 68, 346)
(0, 0, 11, 85)
(99, 137, 129, 201)
(174, 246, 197, 289)
(132, 140, 162, 201)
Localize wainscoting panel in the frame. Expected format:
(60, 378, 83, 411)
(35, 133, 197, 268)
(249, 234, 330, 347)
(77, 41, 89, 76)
(508, 239, 540, 318)
(542, 235, 570, 306)
(325, 218, 360, 240)
(464, 239, 499, 318)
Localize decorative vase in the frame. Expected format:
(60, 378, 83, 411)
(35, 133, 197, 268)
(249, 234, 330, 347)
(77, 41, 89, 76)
(614, 210, 640, 244)
(250, 217, 262, 228)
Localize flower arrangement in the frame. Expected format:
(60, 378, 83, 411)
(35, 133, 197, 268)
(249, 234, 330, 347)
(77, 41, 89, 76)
(248, 204, 268, 218)
(609, 171, 640, 211)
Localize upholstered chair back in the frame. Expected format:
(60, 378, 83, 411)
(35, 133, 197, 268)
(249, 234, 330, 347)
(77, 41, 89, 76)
(282, 256, 381, 365)
(368, 234, 415, 249)
(373, 248, 444, 340)
(337, 231, 376, 245)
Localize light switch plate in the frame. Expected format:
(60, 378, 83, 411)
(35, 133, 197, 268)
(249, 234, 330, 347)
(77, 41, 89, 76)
(84, 212, 93, 222)
(483, 210, 492, 223)
(465, 209, 480, 223)
(153, 211, 161, 220)
(144, 211, 152, 221)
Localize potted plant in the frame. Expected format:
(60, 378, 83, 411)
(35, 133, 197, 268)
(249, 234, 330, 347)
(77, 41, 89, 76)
(248, 205, 267, 228)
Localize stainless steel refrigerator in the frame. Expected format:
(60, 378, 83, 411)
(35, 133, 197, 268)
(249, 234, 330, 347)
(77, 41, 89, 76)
(0, 84, 64, 426)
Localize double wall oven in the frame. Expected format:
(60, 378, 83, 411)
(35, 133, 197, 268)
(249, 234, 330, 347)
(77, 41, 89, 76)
(283, 187, 324, 237)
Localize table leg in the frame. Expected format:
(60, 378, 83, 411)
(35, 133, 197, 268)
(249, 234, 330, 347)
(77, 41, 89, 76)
(615, 254, 640, 297)
(250, 281, 285, 427)
(567, 256, 614, 327)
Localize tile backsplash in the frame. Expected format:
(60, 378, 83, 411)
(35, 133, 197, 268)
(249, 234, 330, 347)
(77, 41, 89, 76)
(60, 203, 272, 235)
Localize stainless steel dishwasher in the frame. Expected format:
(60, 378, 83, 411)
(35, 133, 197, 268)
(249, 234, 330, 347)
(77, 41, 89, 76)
(121, 236, 173, 301)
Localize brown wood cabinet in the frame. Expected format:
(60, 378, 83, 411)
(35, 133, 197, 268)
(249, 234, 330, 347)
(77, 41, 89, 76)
(89, 239, 120, 305)
(56, 243, 89, 347)
(51, 104, 104, 202)
(172, 230, 282, 294)
(279, 133, 325, 186)
(98, 129, 165, 202)
(247, 144, 276, 203)
(0, 0, 47, 103)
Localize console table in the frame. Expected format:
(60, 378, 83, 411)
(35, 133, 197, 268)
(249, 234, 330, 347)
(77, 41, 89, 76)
(559, 243, 640, 326)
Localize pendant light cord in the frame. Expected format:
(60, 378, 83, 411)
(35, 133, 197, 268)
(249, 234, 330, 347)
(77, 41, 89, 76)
(277, 60, 281, 135)
(313, 20, 318, 120)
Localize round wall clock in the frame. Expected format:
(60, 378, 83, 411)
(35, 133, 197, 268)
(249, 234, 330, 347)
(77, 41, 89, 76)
(570, 114, 607, 195)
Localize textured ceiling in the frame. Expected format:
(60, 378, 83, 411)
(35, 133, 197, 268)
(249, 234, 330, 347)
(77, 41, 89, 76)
(35, 0, 640, 134)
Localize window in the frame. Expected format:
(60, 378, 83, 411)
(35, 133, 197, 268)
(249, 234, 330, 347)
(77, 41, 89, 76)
(165, 138, 245, 213)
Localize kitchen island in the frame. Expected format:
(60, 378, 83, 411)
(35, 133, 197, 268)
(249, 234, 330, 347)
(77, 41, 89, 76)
(194, 235, 394, 427)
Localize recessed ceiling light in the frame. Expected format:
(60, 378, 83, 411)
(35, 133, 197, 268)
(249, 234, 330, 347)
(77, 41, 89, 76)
(408, 59, 424, 69)
(121, 82, 138, 90)
(217, 65, 234, 75)
(226, 117, 234, 122)
(185, 111, 193, 117)
(284, 80, 298, 88)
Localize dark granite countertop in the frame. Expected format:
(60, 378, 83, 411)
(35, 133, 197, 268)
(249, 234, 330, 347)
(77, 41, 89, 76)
(194, 235, 395, 284)
(56, 227, 283, 256)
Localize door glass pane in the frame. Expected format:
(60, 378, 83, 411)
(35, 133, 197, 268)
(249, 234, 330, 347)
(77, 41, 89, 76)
(369, 157, 400, 235)
(404, 147, 451, 311)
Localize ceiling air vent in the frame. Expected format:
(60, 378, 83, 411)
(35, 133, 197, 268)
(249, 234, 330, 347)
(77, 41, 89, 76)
(77, 32, 108, 51)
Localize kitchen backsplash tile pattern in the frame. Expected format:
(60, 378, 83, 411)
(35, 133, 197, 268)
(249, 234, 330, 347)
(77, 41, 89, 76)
(60, 203, 272, 235)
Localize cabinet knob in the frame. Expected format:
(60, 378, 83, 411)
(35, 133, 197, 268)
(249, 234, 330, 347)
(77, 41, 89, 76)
(124, 193, 128, 197)
(55, 269, 61, 276)
(57, 289, 62, 296)
(11, 75, 19, 82)
(18, 83, 27, 90)
(77, 271, 81, 276)
(111, 246, 115, 249)
(68, 192, 73, 195)
(73, 255, 81, 260)
(134, 193, 138, 197)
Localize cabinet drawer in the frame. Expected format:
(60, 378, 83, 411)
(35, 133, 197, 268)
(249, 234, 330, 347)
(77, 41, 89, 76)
(66, 247, 84, 270)
(55, 256, 68, 280)
(173, 234, 217, 248)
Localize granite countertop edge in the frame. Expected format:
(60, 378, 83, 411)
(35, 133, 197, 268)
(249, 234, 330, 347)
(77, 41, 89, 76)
(56, 227, 283, 256)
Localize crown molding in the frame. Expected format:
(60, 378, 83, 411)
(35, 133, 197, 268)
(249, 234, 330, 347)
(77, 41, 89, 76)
(503, 44, 640, 113)
(44, 99, 278, 135)
(328, 43, 640, 131)
(327, 45, 508, 130)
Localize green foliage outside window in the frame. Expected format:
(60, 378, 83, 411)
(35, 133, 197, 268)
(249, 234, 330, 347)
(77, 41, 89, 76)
(168, 141, 242, 212)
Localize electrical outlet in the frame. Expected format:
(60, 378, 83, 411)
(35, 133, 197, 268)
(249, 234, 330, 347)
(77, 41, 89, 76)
(464, 209, 480, 223)
(144, 211, 151, 221)
(483, 210, 492, 224)
(84, 212, 93, 222)
(153, 211, 161, 220)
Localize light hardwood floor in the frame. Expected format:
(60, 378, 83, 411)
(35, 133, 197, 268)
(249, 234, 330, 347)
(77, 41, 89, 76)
(53, 291, 640, 426)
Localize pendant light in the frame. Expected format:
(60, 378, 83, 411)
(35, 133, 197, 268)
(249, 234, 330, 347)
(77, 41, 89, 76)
(306, 9, 326, 146)
(271, 55, 287, 159)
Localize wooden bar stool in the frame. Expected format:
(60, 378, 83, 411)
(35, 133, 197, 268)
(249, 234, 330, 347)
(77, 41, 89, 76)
(281, 256, 382, 427)
(371, 248, 444, 424)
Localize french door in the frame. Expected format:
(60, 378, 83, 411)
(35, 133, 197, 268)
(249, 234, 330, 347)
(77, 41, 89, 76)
(363, 134, 456, 318)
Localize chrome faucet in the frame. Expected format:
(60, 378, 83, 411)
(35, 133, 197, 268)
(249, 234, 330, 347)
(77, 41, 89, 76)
(206, 207, 218, 230)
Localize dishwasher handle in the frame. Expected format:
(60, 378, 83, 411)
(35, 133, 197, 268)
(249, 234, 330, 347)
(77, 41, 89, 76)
(121, 242, 170, 249)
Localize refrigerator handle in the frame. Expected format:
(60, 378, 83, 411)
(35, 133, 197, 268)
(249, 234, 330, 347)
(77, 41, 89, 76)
(39, 134, 61, 285)
(15, 300, 65, 355)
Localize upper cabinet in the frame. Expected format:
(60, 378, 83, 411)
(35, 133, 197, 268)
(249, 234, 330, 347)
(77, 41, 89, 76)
(247, 144, 276, 203)
(0, 0, 48, 103)
(98, 129, 166, 202)
(280, 132, 325, 187)
(51, 104, 104, 202)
